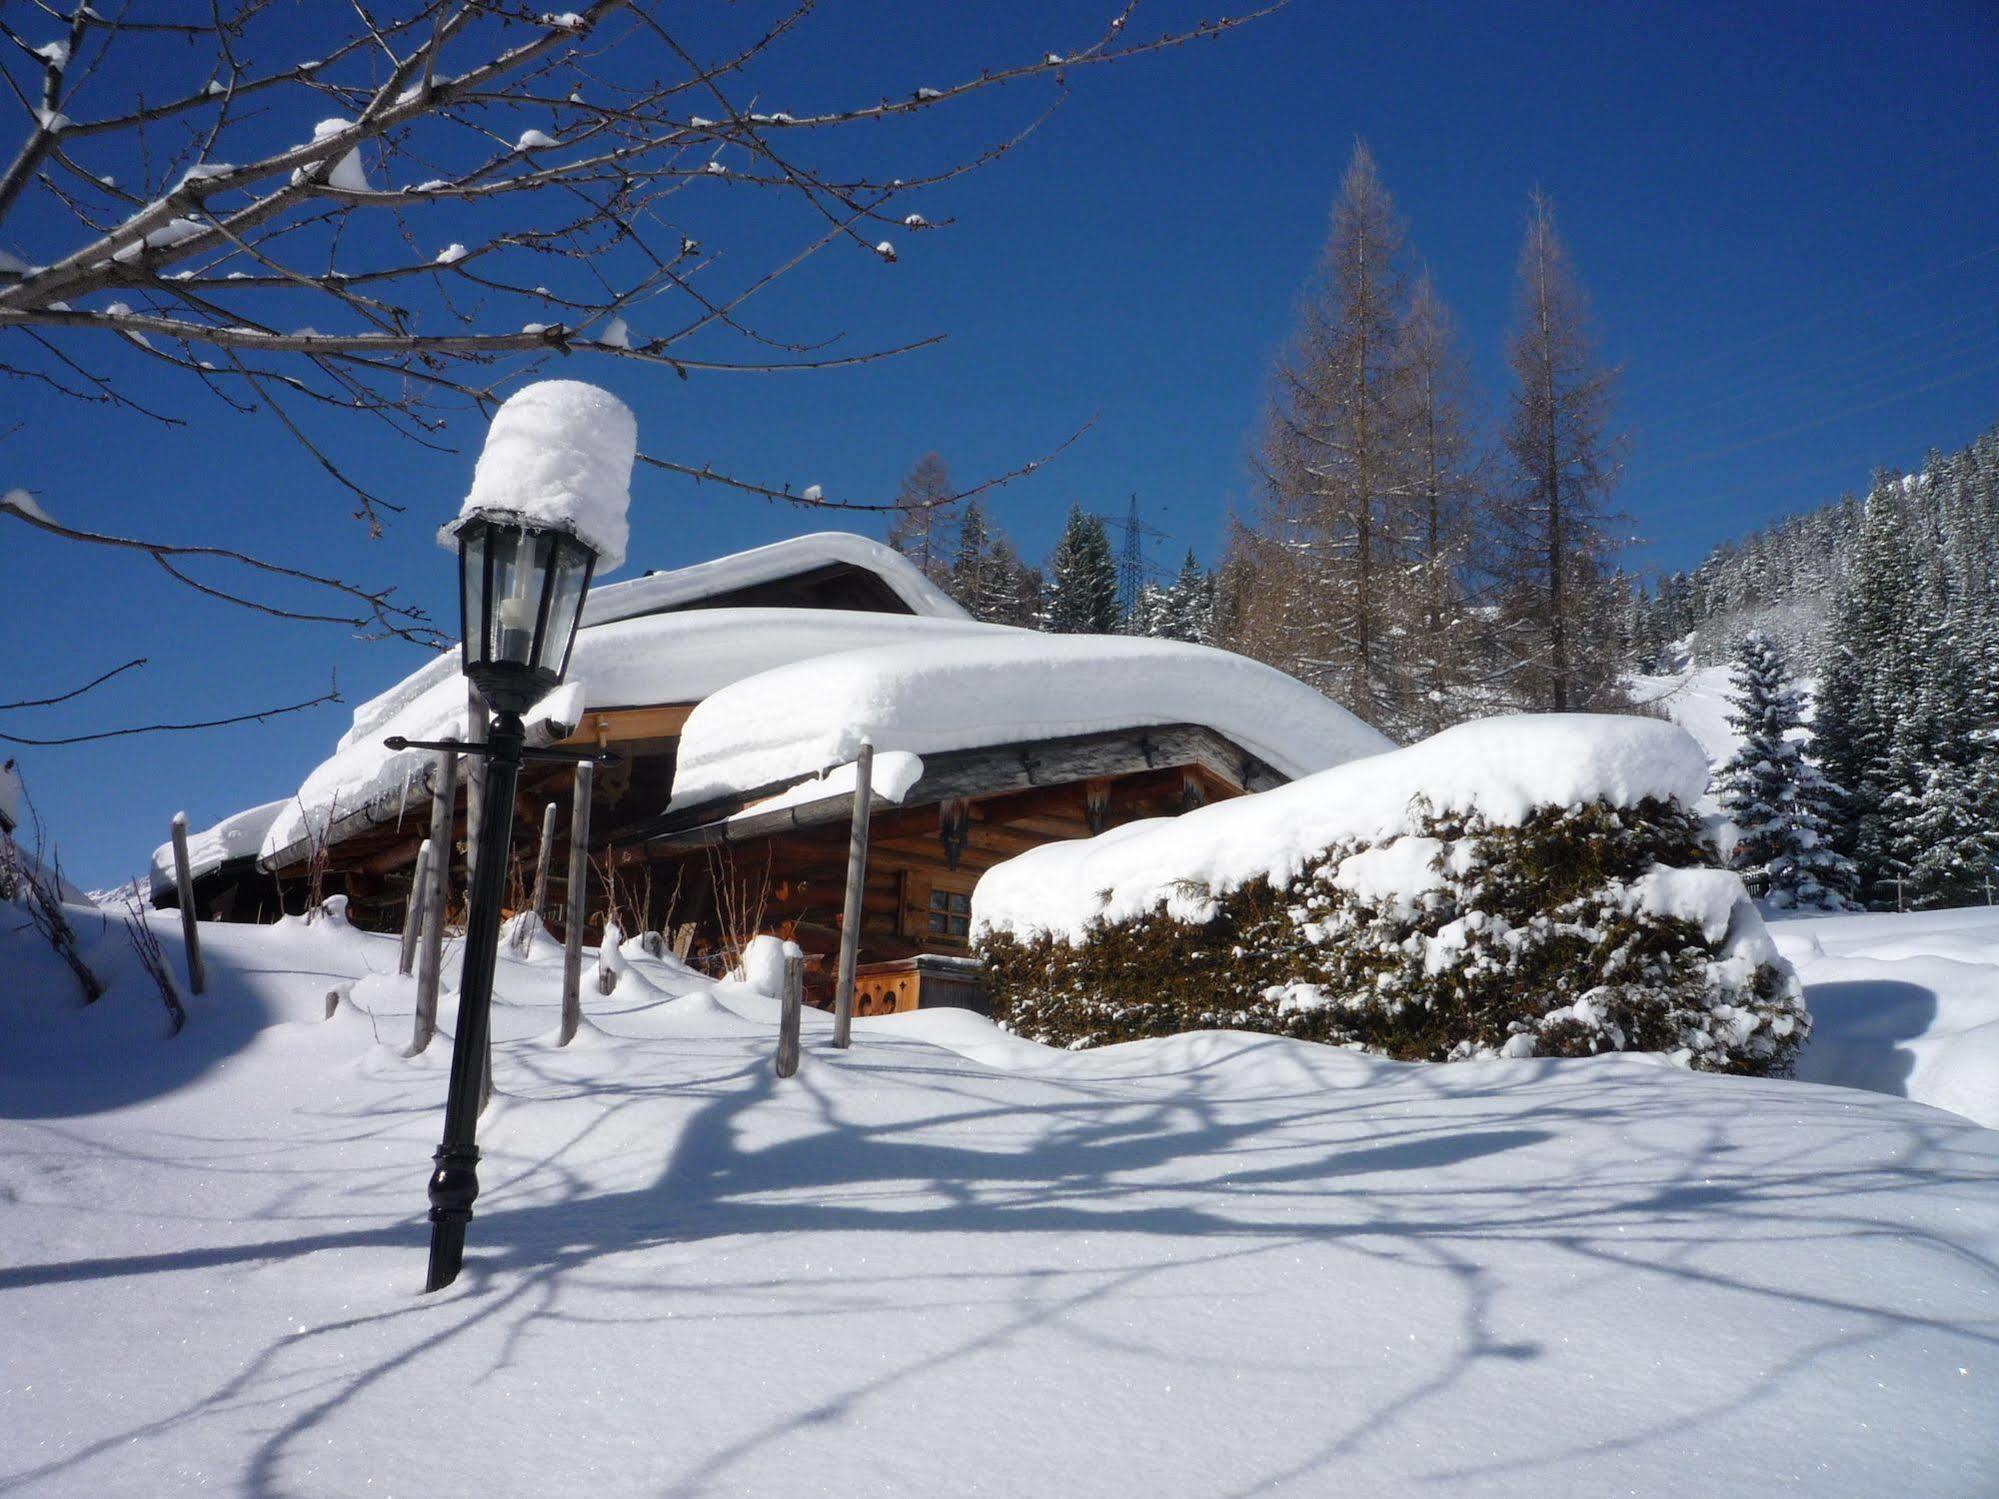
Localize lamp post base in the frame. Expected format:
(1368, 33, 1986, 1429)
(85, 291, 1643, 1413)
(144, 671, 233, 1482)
(425, 1141, 481, 1292)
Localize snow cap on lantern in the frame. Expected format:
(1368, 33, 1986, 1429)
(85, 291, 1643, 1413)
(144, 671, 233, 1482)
(441, 378, 635, 571)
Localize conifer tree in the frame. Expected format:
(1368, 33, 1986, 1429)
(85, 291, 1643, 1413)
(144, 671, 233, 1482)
(1399, 269, 1480, 735)
(1716, 632, 1857, 910)
(1491, 191, 1625, 712)
(1239, 141, 1416, 728)
(887, 452, 959, 584)
(1043, 506, 1120, 634)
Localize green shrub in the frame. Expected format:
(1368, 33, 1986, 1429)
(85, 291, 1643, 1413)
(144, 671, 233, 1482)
(979, 797, 1807, 1076)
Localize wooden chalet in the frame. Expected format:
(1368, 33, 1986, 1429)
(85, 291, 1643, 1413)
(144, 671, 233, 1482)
(192, 533, 1386, 1018)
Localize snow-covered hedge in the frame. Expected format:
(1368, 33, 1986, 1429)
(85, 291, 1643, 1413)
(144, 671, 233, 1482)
(974, 716, 1808, 1074)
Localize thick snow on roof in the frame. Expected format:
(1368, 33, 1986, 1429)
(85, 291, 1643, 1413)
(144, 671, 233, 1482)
(974, 714, 1711, 942)
(441, 380, 635, 570)
(263, 607, 1002, 865)
(582, 531, 969, 626)
(667, 633, 1392, 811)
(150, 800, 286, 898)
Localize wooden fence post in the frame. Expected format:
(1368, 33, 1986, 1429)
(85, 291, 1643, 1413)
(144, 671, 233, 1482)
(398, 838, 432, 977)
(560, 760, 593, 1046)
(831, 740, 873, 1050)
(517, 800, 558, 956)
(169, 811, 206, 996)
(776, 949, 804, 1078)
(411, 738, 458, 1055)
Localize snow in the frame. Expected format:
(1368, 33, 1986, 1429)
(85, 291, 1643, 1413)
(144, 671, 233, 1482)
(1, 486, 52, 523)
(515, 128, 558, 150)
(977, 714, 1709, 942)
(668, 633, 1393, 812)
(801, 482, 823, 501)
(262, 607, 1001, 866)
(1, 903, 1995, 1495)
(434, 242, 468, 264)
(148, 799, 286, 898)
(580, 530, 970, 625)
(444, 379, 635, 570)
(724, 748, 924, 824)
(305, 118, 370, 191)
(596, 314, 630, 348)
(1780, 905, 1999, 1128)
(110, 215, 204, 262)
(0, 759, 19, 830)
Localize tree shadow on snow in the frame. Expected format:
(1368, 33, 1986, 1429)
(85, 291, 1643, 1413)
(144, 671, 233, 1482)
(3, 1021, 1996, 1498)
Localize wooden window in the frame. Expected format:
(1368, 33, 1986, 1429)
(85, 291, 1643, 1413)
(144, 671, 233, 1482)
(900, 868, 976, 946)
(927, 886, 972, 941)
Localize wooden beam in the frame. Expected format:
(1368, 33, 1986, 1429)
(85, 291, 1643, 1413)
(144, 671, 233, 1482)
(556, 704, 693, 747)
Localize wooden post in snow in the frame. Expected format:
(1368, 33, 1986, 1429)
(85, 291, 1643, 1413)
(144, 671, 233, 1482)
(519, 801, 558, 956)
(169, 811, 206, 996)
(398, 838, 432, 976)
(831, 740, 873, 1050)
(776, 949, 804, 1078)
(559, 760, 593, 1046)
(412, 738, 459, 1055)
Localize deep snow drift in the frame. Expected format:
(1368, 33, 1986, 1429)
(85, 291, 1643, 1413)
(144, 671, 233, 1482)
(2, 901, 1995, 1497)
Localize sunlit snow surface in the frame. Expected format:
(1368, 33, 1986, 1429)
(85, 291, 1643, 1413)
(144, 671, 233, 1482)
(1, 905, 1995, 1497)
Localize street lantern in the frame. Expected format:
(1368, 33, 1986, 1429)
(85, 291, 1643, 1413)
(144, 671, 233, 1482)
(455, 516, 596, 713)
(387, 380, 635, 1293)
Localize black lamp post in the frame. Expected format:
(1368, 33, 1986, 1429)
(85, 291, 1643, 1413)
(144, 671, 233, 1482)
(394, 515, 601, 1292)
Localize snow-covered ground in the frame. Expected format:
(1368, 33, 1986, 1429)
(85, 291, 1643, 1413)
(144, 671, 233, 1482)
(3, 903, 1996, 1496)
(1777, 906, 1999, 1129)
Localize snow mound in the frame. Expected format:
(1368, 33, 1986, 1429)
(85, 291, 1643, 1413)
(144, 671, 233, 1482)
(976, 714, 1711, 942)
(667, 633, 1392, 810)
(443, 380, 635, 570)
(582, 530, 970, 625)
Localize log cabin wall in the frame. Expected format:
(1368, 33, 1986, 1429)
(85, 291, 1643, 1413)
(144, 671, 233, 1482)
(630, 761, 1242, 1005)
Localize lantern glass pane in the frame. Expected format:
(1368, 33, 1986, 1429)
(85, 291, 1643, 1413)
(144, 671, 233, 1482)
(540, 536, 592, 677)
(459, 522, 488, 670)
(490, 525, 553, 669)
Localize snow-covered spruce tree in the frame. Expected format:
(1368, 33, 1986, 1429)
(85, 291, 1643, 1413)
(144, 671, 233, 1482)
(1043, 506, 1121, 634)
(1715, 632, 1856, 910)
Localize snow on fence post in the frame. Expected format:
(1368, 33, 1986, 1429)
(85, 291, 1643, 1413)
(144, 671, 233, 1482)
(832, 740, 874, 1049)
(398, 838, 432, 977)
(411, 738, 459, 1055)
(518, 801, 558, 957)
(776, 949, 804, 1078)
(559, 760, 593, 1046)
(169, 811, 206, 996)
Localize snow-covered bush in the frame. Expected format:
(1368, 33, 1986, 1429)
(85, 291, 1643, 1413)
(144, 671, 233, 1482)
(976, 717, 1807, 1075)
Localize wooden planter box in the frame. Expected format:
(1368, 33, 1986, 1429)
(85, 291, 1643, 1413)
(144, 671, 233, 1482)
(851, 955, 990, 1018)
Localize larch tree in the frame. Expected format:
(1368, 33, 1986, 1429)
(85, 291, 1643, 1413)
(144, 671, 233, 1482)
(1492, 190, 1624, 713)
(0, 1, 1266, 743)
(887, 452, 960, 585)
(1397, 268, 1480, 735)
(1240, 141, 1417, 731)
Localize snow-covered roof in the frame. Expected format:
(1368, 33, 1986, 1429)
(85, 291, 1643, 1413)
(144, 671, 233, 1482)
(150, 800, 287, 898)
(261, 606, 1003, 867)
(666, 634, 1393, 812)
(581, 532, 969, 626)
(973, 715, 1711, 943)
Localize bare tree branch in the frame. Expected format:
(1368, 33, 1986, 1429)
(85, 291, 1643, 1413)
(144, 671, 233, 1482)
(0, 655, 147, 710)
(0, 677, 343, 746)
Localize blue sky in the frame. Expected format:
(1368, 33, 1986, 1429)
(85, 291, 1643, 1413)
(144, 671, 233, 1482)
(5, 0, 1998, 889)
